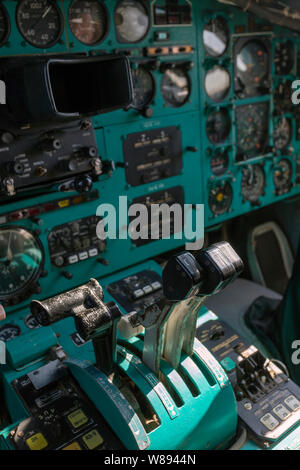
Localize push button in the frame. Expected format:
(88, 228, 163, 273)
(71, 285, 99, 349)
(273, 404, 291, 421)
(82, 429, 104, 450)
(284, 395, 300, 411)
(26, 433, 48, 450)
(67, 409, 89, 430)
(62, 441, 82, 450)
(260, 413, 280, 431)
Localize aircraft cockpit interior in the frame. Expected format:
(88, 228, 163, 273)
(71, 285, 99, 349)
(2, 0, 300, 452)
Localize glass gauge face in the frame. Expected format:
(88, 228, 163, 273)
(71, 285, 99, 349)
(0, 227, 43, 302)
(273, 159, 293, 193)
(209, 182, 233, 216)
(203, 16, 229, 57)
(131, 67, 155, 109)
(25, 314, 42, 330)
(0, 4, 10, 46)
(205, 66, 230, 102)
(274, 118, 292, 151)
(210, 151, 229, 176)
(0, 324, 21, 342)
(115, 0, 149, 43)
(275, 41, 294, 76)
(274, 81, 293, 115)
(236, 103, 269, 160)
(16, 0, 63, 48)
(68, 0, 108, 45)
(241, 165, 265, 203)
(206, 108, 231, 144)
(235, 40, 270, 97)
(161, 67, 190, 107)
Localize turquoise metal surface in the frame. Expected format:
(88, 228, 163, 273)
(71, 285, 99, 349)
(1, 0, 300, 451)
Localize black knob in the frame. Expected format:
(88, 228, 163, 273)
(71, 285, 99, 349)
(73, 146, 97, 158)
(61, 271, 73, 280)
(142, 107, 154, 118)
(1, 132, 14, 145)
(39, 138, 62, 152)
(97, 258, 109, 266)
(74, 175, 93, 193)
(9, 161, 25, 175)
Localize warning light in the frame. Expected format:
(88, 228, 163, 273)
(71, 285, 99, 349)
(58, 199, 70, 209)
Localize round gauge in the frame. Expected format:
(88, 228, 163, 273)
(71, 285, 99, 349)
(131, 66, 155, 109)
(203, 16, 229, 57)
(275, 41, 294, 76)
(274, 118, 292, 151)
(161, 67, 190, 108)
(210, 150, 229, 176)
(16, 0, 63, 48)
(273, 159, 293, 193)
(209, 182, 233, 216)
(68, 0, 108, 45)
(0, 227, 44, 303)
(0, 324, 21, 342)
(236, 103, 269, 160)
(205, 66, 231, 102)
(274, 81, 293, 115)
(24, 314, 42, 330)
(235, 39, 269, 97)
(206, 108, 231, 144)
(0, 4, 10, 47)
(115, 0, 149, 43)
(241, 165, 265, 204)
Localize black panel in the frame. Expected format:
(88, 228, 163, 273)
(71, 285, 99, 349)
(123, 126, 182, 186)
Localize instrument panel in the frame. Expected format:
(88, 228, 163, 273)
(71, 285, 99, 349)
(0, 0, 300, 316)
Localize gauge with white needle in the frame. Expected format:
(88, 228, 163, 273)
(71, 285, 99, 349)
(16, 0, 63, 48)
(161, 67, 191, 107)
(68, 0, 108, 45)
(0, 227, 44, 303)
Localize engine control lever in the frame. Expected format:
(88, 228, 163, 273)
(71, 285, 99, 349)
(142, 242, 243, 375)
(30, 279, 121, 375)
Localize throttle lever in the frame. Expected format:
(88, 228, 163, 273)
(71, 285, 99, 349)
(161, 242, 243, 371)
(30, 279, 121, 376)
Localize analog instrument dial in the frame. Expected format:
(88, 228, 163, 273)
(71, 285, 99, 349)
(16, 0, 63, 48)
(115, 0, 149, 43)
(206, 108, 231, 144)
(274, 118, 292, 151)
(0, 324, 21, 343)
(209, 182, 233, 216)
(203, 16, 229, 57)
(205, 66, 231, 102)
(274, 81, 293, 115)
(275, 41, 294, 76)
(131, 66, 155, 109)
(236, 103, 269, 160)
(161, 67, 190, 108)
(68, 0, 108, 45)
(273, 159, 293, 194)
(241, 165, 265, 204)
(235, 39, 270, 97)
(210, 150, 229, 176)
(0, 227, 44, 303)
